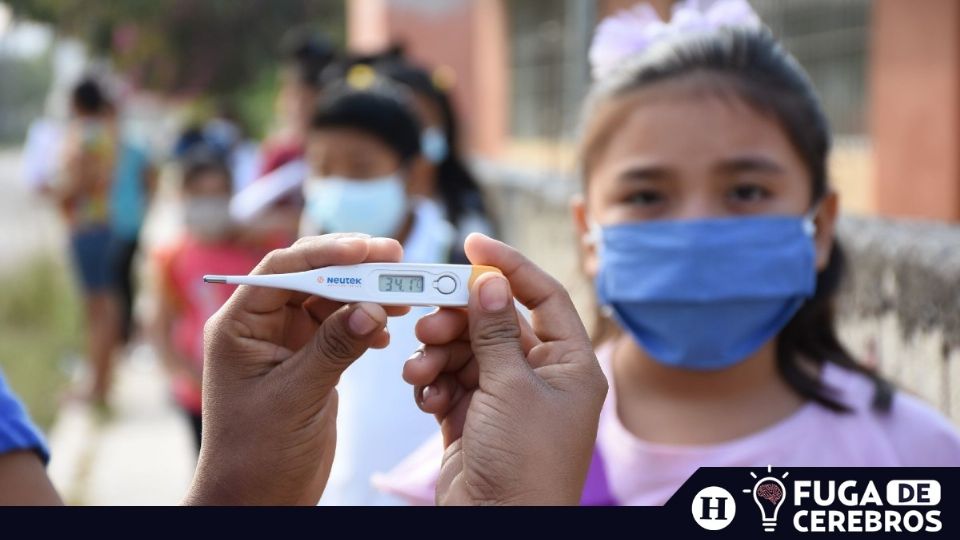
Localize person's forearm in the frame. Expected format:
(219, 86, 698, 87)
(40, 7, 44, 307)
(0, 451, 63, 506)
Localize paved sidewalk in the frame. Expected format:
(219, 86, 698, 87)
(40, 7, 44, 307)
(46, 344, 197, 505)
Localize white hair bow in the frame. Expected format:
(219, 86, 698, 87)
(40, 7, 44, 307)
(588, 0, 763, 81)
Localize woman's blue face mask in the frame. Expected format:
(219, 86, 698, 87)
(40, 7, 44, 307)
(593, 209, 820, 370)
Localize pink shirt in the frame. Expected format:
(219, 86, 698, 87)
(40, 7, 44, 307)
(375, 344, 960, 505)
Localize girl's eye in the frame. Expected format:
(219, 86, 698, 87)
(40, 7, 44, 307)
(626, 189, 665, 206)
(728, 184, 771, 203)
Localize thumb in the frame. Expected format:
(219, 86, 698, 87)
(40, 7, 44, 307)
(292, 302, 387, 392)
(467, 272, 531, 386)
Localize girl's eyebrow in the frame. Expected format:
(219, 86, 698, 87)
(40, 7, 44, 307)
(617, 164, 672, 183)
(715, 156, 785, 175)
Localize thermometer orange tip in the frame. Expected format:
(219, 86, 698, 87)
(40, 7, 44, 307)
(468, 265, 503, 288)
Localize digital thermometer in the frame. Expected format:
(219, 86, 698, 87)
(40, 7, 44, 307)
(203, 263, 501, 307)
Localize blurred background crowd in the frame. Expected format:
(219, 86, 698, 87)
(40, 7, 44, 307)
(0, 0, 958, 505)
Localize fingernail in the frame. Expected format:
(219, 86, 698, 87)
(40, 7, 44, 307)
(479, 274, 510, 312)
(422, 385, 436, 401)
(348, 305, 379, 336)
(407, 348, 424, 362)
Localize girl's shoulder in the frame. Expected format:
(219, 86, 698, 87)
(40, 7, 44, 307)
(822, 364, 960, 466)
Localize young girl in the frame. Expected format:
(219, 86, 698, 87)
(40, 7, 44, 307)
(303, 69, 456, 505)
(150, 152, 266, 451)
(379, 0, 960, 505)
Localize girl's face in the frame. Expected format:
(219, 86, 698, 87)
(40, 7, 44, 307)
(306, 126, 432, 200)
(573, 82, 838, 278)
(183, 170, 233, 240)
(184, 170, 231, 198)
(307, 127, 405, 184)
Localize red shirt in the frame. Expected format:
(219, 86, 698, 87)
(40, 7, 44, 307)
(258, 136, 303, 176)
(156, 235, 266, 413)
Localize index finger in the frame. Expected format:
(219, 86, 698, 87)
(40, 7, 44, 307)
(230, 234, 404, 315)
(463, 233, 589, 345)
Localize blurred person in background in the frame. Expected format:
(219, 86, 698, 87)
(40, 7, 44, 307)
(378, 57, 497, 264)
(21, 91, 67, 196)
(302, 69, 452, 505)
(260, 29, 336, 176)
(51, 78, 120, 408)
(228, 29, 338, 249)
(148, 149, 267, 451)
(381, 0, 960, 506)
(203, 102, 262, 192)
(172, 105, 260, 193)
(108, 113, 158, 349)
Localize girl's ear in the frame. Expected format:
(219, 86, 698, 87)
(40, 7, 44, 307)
(571, 194, 600, 278)
(813, 190, 840, 271)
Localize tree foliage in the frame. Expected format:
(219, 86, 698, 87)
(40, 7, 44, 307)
(7, 0, 345, 95)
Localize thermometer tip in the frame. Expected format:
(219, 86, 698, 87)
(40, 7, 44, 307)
(203, 275, 227, 284)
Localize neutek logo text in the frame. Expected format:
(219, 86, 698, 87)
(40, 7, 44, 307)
(326, 277, 362, 285)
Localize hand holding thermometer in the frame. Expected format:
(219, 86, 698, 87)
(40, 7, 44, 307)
(203, 263, 501, 307)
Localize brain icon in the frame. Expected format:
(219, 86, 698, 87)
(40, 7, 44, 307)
(757, 483, 783, 504)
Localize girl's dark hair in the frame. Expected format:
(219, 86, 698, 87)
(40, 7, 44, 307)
(581, 27, 893, 413)
(181, 146, 232, 192)
(71, 78, 110, 115)
(280, 28, 337, 90)
(310, 76, 422, 164)
(377, 58, 492, 230)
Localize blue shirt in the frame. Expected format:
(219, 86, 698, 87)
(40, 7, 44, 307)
(110, 142, 151, 240)
(0, 370, 49, 464)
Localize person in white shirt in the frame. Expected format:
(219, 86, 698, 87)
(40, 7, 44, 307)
(299, 68, 453, 505)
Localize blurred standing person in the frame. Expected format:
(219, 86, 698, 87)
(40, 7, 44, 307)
(108, 122, 157, 348)
(229, 30, 337, 247)
(260, 30, 336, 176)
(379, 59, 496, 264)
(149, 150, 265, 451)
(303, 72, 453, 505)
(52, 79, 120, 408)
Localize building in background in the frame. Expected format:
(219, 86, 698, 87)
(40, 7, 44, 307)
(347, 0, 959, 222)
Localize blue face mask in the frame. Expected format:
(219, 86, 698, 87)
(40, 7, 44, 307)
(303, 173, 408, 237)
(421, 127, 449, 164)
(594, 213, 819, 370)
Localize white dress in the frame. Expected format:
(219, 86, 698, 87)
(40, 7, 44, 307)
(318, 198, 452, 505)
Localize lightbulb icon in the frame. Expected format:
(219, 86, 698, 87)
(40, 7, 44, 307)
(753, 476, 785, 532)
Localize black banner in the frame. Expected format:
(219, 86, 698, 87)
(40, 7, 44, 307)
(1, 467, 957, 538)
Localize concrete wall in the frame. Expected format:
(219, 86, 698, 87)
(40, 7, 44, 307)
(474, 161, 960, 425)
(836, 217, 960, 422)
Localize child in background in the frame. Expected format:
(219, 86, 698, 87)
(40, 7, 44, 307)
(303, 69, 455, 505)
(384, 0, 960, 505)
(149, 151, 265, 451)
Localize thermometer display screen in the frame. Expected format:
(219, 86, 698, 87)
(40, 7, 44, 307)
(378, 275, 424, 293)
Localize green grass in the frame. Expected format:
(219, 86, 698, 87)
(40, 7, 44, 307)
(0, 257, 84, 429)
